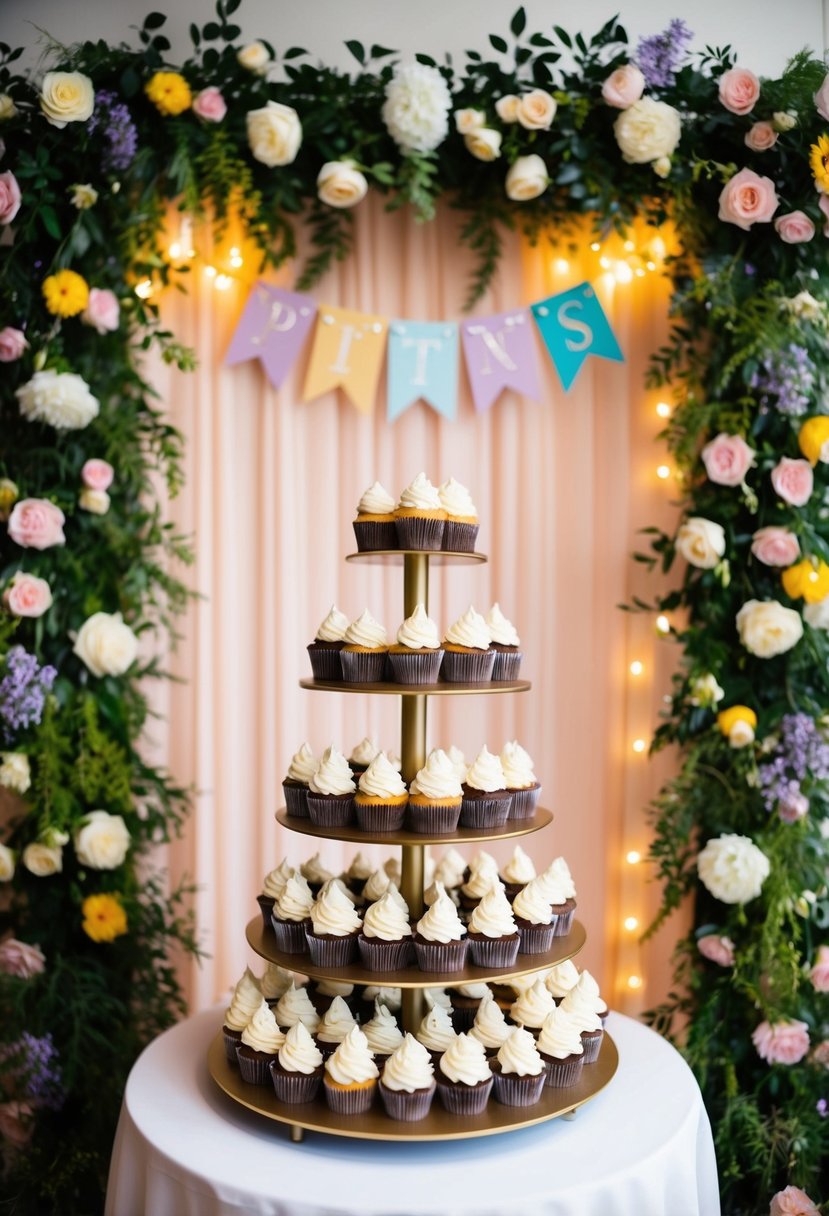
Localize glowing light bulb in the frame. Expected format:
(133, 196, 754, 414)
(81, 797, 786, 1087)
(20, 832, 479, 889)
(626, 850, 642, 865)
(656, 401, 671, 418)
(627, 975, 642, 990)
(624, 916, 639, 931)
(590, 241, 601, 252)
(168, 241, 182, 259)
(635, 267, 646, 277)
(134, 279, 153, 299)
(614, 261, 633, 283)
(656, 465, 670, 480)
(554, 257, 569, 274)
(655, 614, 670, 634)
(599, 255, 611, 270)
(229, 246, 244, 268)
(204, 265, 217, 278)
(623, 239, 635, 252)
(629, 660, 644, 676)
(632, 738, 646, 753)
(646, 260, 656, 271)
(214, 273, 233, 291)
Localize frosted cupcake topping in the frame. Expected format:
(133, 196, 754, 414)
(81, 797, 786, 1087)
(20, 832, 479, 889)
(241, 998, 286, 1054)
(416, 885, 467, 943)
(537, 1006, 585, 1060)
(262, 859, 295, 901)
(465, 746, 508, 793)
(388, 751, 403, 772)
(423, 987, 453, 1011)
(435, 847, 466, 890)
(349, 737, 379, 767)
(471, 991, 511, 1049)
(510, 978, 556, 1028)
(224, 967, 263, 1031)
(309, 746, 356, 796)
(545, 960, 580, 999)
(461, 851, 500, 900)
(539, 857, 577, 901)
(363, 985, 402, 1012)
(513, 878, 554, 925)
(344, 609, 388, 649)
(396, 603, 441, 650)
(385, 883, 410, 917)
(300, 852, 335, 886)
(398, 472, 442, 511)
(362, 890, 413, 941)
(417, 1005, 458, 1052)
(536, 871, 569, 907)
(278, 1020, 324, 1074)
(446, 746, 468, 781)
(444, 606, 491, 651)
(325, 1026, 379, 1085)
(358, 481, 396, 516)
(570, 971, 607, 1015)
(317, 996, 358, 1044)
(316, 979, 354, 998)
(362, 868, 391, 903)
(315, 605, 349, 643)
(453, 983, 489, 999)
(362, 1001, 404, 1055)
(497, 1026, 544, 1076)
(259, 963, 294, 1001)
(500, 741, 536, 790)
(358, 752, 408, 799)
(439, 477, 478, 520)
(286, 742, 318, 784)
(381, 1034, 435, 1093)
(274, 873, 314, 922)
(345, 851, 374, 883)
(439, 1033, 492, 1085)
(384, 857, 402, 884)
(560, 986, 602, 1033)
(511, 969, 552, 995)
(331, 877, 358, 905)
(275, 982, 320, 1033)
(469, 885, 518, 938)
(410, 749, 463, 801)
(486, 603, 520, 647)
(310, 880, 362, 936)
(501, 845, 536, 886)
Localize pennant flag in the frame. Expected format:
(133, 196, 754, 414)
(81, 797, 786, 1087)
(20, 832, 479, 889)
(531, 281, 624, 391)
(224, 283, 317, 388)
(459, 309, 542, 413)
(387, 321, 458, 422)
(302, 305, 388, 415)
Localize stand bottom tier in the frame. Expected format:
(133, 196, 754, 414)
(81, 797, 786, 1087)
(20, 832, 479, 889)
(207, 1031, 618, 1141)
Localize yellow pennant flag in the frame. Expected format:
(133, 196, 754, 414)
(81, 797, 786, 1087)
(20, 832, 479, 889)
(302, 304, 388, 415)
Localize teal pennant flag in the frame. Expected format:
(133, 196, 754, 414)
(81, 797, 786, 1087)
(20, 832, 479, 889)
(387, 320, 458, 421)
(531, 281, 624, 391)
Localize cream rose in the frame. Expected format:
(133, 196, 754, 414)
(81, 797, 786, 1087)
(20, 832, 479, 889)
(675, 517, 726, 569)
(22, 842, 63, 877)
(316, 161, 368, 209)
(70, 184, 98, 210)
(0, 753, 30, 794)
(74, 811, 130, 869)
(0, 95, 18, 121)
(736, 599, 803, 658)
(39, 71, 95, 128)
(465, 128, 502, 161)
(246, 101, 302, 167)
(0, 845, 15, 882)
(237, 42, 271, 75)
(614, 98, 681, 164)
(495, 94, 520, 123)
(455, 108, 486, 134)
(516, 89, 557, 130)
(505, 154, 549, 201)
(697, 833, 770, 904)
(601, 64, 645, 109)
(73, 611, 139, 678)
(78, 488, 111, 515)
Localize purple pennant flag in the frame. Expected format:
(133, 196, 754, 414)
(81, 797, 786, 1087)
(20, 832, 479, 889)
(460, 308, 542, 413)
(224, 283, 317, 389)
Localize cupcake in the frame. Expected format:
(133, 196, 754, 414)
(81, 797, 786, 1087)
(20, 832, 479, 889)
(305, 879, 362, 966)
(435, 1033, 494, 1115)
(340, 610, 389, 683)
(545, 960, 581, 1005)
(461, 747, 513, 828)
(271, 873, 314, 954)
(355, 752, 409, 832)
(459, 851, 501, 913)
(361, 999, 405, 1062)
(307, 605, 349, 681)
(394, 472, 446, 551)
(441, 607, 495, 683)
(500, 742, 541, 820)
(358, 889, 414, 971)
(537, 1005, 585, 1088)
(379, 1034, 437, 1121)
(416, 1004, 459, 1065)
(342, 851, 374, 901)
(257, 859, 295, 928)
(438, 477, 479, 554)
(300, 852, 335, 897)
(470, 989, 512, 1056)
(446, 746, 468, 782)
(307, 978, 357, 1017)
(513, 878, 556, 954)
(348, 737, 380, 777)
(222, 968, 262, 1065)
(467, 885, 520, 968)
(486, 604, 523, 681)
(274, 981, 321, 1034)
(236, 997, 286, 1085)
(323, 1025, 380, 1113)
(499, 845, 536, 901)
(359, 985, 402, 1025)
(388, 604, 444, 684)
(559, 986, 604, 1063)
(449, 983, 490, 1032)
(423, 986, 453, 1012)
(434, 847, 466, 897)
(414, 884, 468, 973)
(315, 995, 359, 1057)
(259, 962, 295, 1008)
(490, 1026, 545, 1106)
(384, 856, 402, 886)
(270, 1020, 324, 1104)
(282, 743, 318, 818)
(407, 749, 463, 835)
(362, 866, 393, 905)
(307, 746, 356, 827)
(509, 978, 556, 1034)
(353, 481, 398, 552)
(537, 857, 578, 936)
(574, 969, 609, 1024)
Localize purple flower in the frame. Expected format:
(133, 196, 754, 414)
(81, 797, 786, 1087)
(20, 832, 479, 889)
(87, 90, 137, 173)
(818, 1098, 828, 1118)
(636, 19, 694, 89)
(750, 344, 816, 417)
(0, 1034, 63, 1110)
(0, 647, 57, 742)
(757, 713, 829, 815)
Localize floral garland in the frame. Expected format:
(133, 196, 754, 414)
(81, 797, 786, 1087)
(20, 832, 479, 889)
(1, 2, 829, 1211)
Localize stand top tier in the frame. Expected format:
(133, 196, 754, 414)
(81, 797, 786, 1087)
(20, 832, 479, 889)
(345, 550, 487, 566)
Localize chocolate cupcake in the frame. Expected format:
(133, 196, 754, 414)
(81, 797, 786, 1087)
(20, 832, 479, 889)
(358, 888, 414, 971)
(388, 603, 444, 684)
(435, 1034, 494, 1114)
(315, 995, 359, 1057)
(559, 985, 604, 1063)
(274, 982, 321, 1036)
(486, 604, 523, 681)
(362, 1000, 405, 1062)
(490, 1026, 546, 1106)
(414, 884, 468, 972)
(509, 978, 556, 1035)
(307, 746, 356, 827)
(340, 609, 389, 683)
(347, 737, 380, 778)
(300, 852, 336, 898)
(545, 960, 581, 1006)
(416, 1004, 458, 1066)
(259, 962, 296, 1009)
(513, 878, 556, 955)
(500, 740, 541, 820)
(537, 1006, 586, 1088)
(306, 978, 357, 1017)
(354, 752, 409, 833)
(307, 605, 349, 682)
(449, 983, 490, 1032)
(438, 477, 479, 554)
(469, 989, 512, 1057)
(467, 885, 520, 968)
(342, 850, 374, 901)
(353, 480, 398, 552)
(394, 472, 446, 550)
(270, 1021, 324, 1103)
(379, 1035, 437, 1121)
(305, 879, 362, 966)
(359, 984, 402, 1026)
(536, 857, 578, 937)
(572, 969, 609, 1024)
(222, 967, 263, 1065)
(323, 1026, 379, 1114)
(236, 997, 286, 1086)
(499, 845, 536, 902)
(458, 851, 500, 913)
(406, 749, 463, 835)
(271, 873, 314, 954)
(257, 859, 295, 928)
(282, 742, 318, 818)
(433, 845, 467, 899)
(441, 607, 495, 683)
(460, 747, 513, 828)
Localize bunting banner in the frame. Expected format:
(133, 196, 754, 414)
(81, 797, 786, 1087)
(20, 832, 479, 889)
(531, 281, 624, 391)
(459, 309, 542, 414)
(302, 304, 388, 415)
(224, 284, 317, 388)
(387, 320, 458, 422)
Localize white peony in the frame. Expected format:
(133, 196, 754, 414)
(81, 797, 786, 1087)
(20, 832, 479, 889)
(614, 98, 681, 164)
(246, 101, 302, 167)
(465, 128, 502, 161)
(804, 598, 829, 630)
(39, 71, 94, 128)
(78, 488, 111, 515)
(505, 154, 549, 201)
(697, 833, 770, 904)
(0, 752, 30, 794)
(22, 842, 63, 877)
(0, 844, 14, 881)
(736, 599, 803, 658)
(73, 612, 138, 678)
(237, 41, 271, 75)
(689, 673, 725, 708)
(74, 810, 130, 869)
(382, 63, 452, 153)
(16, 370, 99, 431)
(316, 161, 368, 209)
(675, 517, 726, 569)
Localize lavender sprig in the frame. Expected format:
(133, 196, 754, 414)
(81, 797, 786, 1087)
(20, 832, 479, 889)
(87, 90, 138, 173)
(636, 19, 694, 89)
(0, 1034, 64, 1110)
(0, 647, 57, 742)
(757, 713, 829, 814)
(750, 344, 816, 417)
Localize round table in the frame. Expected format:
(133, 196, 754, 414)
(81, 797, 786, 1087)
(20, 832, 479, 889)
(105, 1006, 720, 1216)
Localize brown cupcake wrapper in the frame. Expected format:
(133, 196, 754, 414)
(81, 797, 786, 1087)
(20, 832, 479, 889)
(491, 651, 523, 681)
(358, 935, 414, 971)
(271, 915, 311, 954)
(435, 1075, 493, 1115)
(552, 907, 576, 937)
(507, 784, 541, 820)
(491, 1069, 546, 1107)
(379, 1081, 437, 1121)
(467, 934, 521, 969)
(282, 782, 310, 818)
(413, 938, 469, 973)
(441, 649, 496, 683)
(517, 921, 556, 955)
(442, 520, 479, 554)
(405, 802, 462, 834)
(307, 645, 344, 682)
(236, 1046, 277, 1086)
(395, 517, 445, 551)
(581, 1030, 604, 1064)
(541, 1053, 585, 1088)
(340, 650, 387, 683)
(353, 520, 399, 552)
(305, 931, 359, 967)
(269, 1063, 323, 1103)
(323, 1079, 378, 1114)
(256, 894, 275, 930)
(355, 801, 408, 833)
(307, 794, 355, 827)
(459, 795, 513, 829)
(388, 649, 444, 685)
(222, 1027, 243, 1066)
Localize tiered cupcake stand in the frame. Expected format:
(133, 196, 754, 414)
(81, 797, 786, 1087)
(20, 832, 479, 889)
(208, 549, 618, 1140)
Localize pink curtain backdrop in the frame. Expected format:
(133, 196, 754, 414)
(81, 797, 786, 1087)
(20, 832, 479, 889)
(146, 198, 688, 1016)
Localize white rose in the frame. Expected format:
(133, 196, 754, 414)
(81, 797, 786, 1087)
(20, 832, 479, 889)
(675, 517, 726, 569)
(689, 674, 725, 708)
(74, 811, 130, 870)
(728, 720, 755, 748)
(246, 101, 302, 167)
(79, 488, 110, 515)
(316, 161, 368, 209)
(773, 111, 796, 132)
(23, 842, 63, 877)
(16, 370, 99, 431)
(736, 599, 804, 658)
(496, 94, 520, 123)
(653, 156, 672, 178)
(382, 63, 452, 153)
(70, 183, 98, 210)
(0, 753, 30, 794)
(0, 844, 15, 881)
(614, 98, 682, 164)
(455, 108, 486, 134)
(505, 154, 549, 201)
(804, 598, 829, 630)
(237, 41, 271, 75)
(0, 95, 18, 121)
(464, 128, 502, 161)
(39, 71, 95, 129)
(516, 89, 557, 130)
(73, 611, 139, 678)
(697, 833, 770, 904)
(784, 291, 823, 320)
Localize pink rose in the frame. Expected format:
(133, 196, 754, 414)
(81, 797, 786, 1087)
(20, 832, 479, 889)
(193, 86, 227, 122)
(0, 1101, 34, 1149)
(3, 573, 52, 618)
(770, 1186, 821, 1216)
(697, 934, 735, 966)
(813, 1040, 829, 1068)
(752, 1018, 810, 1065)
(81, 288, 119, 334)
(6, 499, 66, 550)
(81, 458, 114, 492)
(718, 167, 778, 230)
(0, 937, 45, 978)
(719, 67, 761, 115)
(775, 211, 815, 244)
(815, 71, 829, 122)
(751, 527, 801, 567)
(601, 64, 645, 109)
(0, 326, 28, 362)
(745, 122, 778, 152)
(778, 789, 809, 823)
(810, 944, 829, 992)
(771, 457, 813, 507)
(0, 171, 21, 225)
(701, 432, 755, 486)
(820, 194, 829, 236)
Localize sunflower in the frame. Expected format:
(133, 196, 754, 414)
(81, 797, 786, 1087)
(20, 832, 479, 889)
(82, 893, 128, 943)
(809, 134, 829, 194)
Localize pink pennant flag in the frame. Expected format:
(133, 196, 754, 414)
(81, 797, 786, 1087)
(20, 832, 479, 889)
(460, 309, 542, 413)
(224, 283, 317, 388)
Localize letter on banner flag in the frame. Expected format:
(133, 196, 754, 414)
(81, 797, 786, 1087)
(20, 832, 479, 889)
(387, 321, 458, 422)
(224, 283, 317, 388)
(303, 305, 388, 415)
(459, 309, 541, 413)
(531, 281, 624, 391)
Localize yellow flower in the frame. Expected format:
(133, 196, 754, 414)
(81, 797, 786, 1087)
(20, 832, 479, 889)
(145, 71, 192, 117)
(82, 893, 127, 943)
(782, 558, 829, 603)
(809, 134, 829, 194)
(717, 705, 757, 748)
(42, 269, 89, 318)
(798, 416, 829, 466)
(0, 478, 18, 522)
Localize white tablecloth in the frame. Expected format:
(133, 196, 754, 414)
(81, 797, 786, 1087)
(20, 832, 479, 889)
(105, 1006, 720, 1216)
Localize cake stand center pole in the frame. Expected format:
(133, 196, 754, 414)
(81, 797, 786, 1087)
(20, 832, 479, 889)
(403, 552, 429, 617)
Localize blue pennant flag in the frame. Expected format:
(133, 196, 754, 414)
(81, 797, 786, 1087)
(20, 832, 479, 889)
(387, 320, 458, 422)
(531, 281, 624, 391)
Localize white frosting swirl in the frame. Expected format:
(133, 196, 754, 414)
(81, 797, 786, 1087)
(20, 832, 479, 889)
(357, 481, 396, 515)
(486, 603, 520, 646)
(275, 982, 320, 1033)
(363, 868, 391, 903)
(286, 742, 318, 784)
(570, 971, 606, 1015)
(537, 1006, 585, 1059)
(465, 746, 507, 793)
(453, 983, 489, 999)
(469, 885, 517, 938)
(308, 746, 356, 796)
(310, 880, 362, 936)
(363, 985, 402, 1012)
(423, 987, 453, 1011)
(325, 1025, 379, 1085)
(560, 987, 602, 1033)
(417, 1005, 458, 1052)
(438, 477, 478, 520)
(398, 472, 442, 511)
(262, 859, 295, 900)
(388, 752, 403, 772)
(396, 603, 441, 650)
(317, 995, 358, 1044)
(446, 746, 467, 780)
(362, 890, 413, 941)
(343, 609, 388, 649)
(435, 847, 466, 889)
(511, 969, 552, 995)
(500, 741, 536, 789)
(358, 752, 408, 799)
(315, 605, 349, 643)
(513, 878, 553, 925)
(461, 851, 500, 900)
(259, 963, 293, 1001)
(241, 997, 286, 1053)
(381, 1034, 435, 1092)
(384, 857, 402, 884)
(501, 845, 536, 885)
(471, 991, 511, 1049)
(316, 979, 354, 998)
(438, 1033, 492, 1085)
(539, 857, 577, 901)
(410, 750, 463, 801)
(536, 871, 569, 906)
(300, 852, 335, 886)
(497, 1026, 544, 1076)
(362, 1002, 404, 1055)
(224, 967, 263, 1031)
(345, 852, 373, 882)
(385, 882, 410, 917)
(274, 873, 314, 922)
(349, 737, 379, 766)
(278, 1020, 323, 1073)
(545, 960, 580, 999)
(416, 885, 466, 943)
(444, 606, 491, 650)
(510, 978, 556, 1028)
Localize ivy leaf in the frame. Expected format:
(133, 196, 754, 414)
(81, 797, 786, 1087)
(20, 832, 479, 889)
(370, 44, 396, 59)
(202, 21, 221, 40)
(415, 53, 436, 66)
(489, 34, 508, 54)
(39, 204, 61, 240)
(142, 11, 166, 30)
(345, 39, 365, 66)
(189, 23, 200, 47)
(225, 0, 242, 13)
(282, 47, 307, 59)
(529, 33, 555, 47)
(510, 7, 526, 37)
(552, 25, 572, 48)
